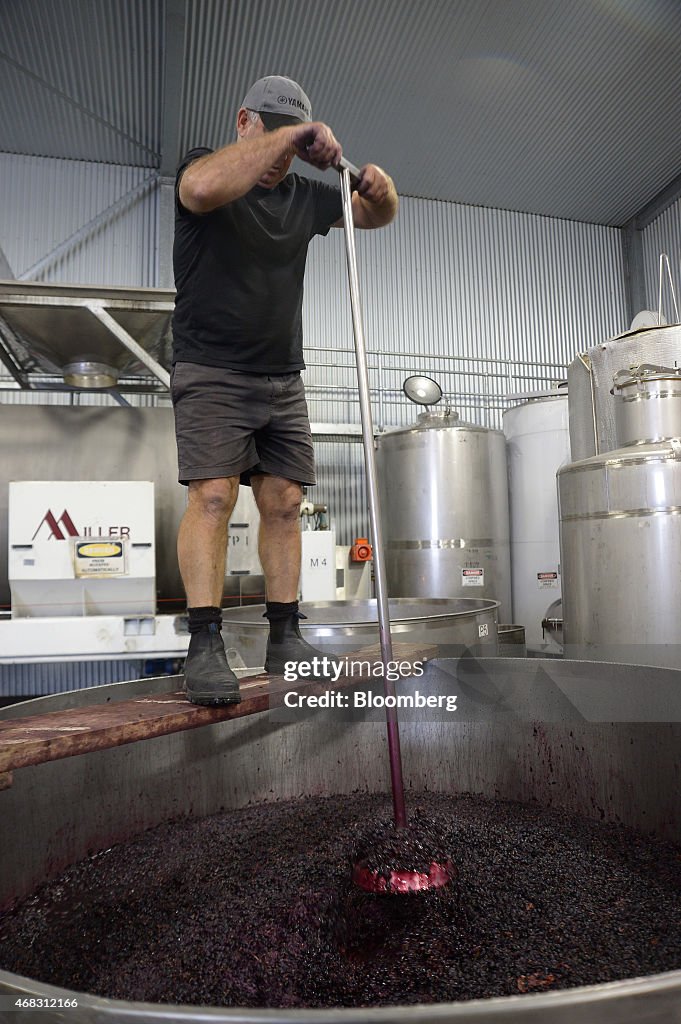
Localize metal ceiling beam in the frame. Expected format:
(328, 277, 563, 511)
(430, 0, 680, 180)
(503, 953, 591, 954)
(158, 180, 176, 288)
(158, 0, 188, 288)
(0, 47, 159, 163)
(620, 169, 681, 324)
(160, 0, 188, 178)
(0, 244, 14, 280)
(621, 222, 646, 327)
(629, 169, 681, 232)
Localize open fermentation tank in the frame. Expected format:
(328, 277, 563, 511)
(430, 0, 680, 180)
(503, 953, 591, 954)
(222, 598, 500, 667)
(1, 658, 681, 1021)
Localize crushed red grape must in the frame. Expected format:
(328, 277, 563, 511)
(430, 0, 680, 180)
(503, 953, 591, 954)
(1, 791, 680, 1009)
(351, 810, 456, 893)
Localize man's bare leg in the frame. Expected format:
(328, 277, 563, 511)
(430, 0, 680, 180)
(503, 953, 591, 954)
(178, 476, 240, 605)
(251, 474, 302, 600)
(252, 473, 338, 677)
(178, 476, 241, 705)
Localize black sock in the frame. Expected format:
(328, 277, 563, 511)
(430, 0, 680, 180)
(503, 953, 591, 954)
(187, 605, 223, 634)
(264, 601, 299, 643)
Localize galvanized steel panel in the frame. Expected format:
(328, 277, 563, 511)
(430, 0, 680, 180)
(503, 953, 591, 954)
(0, 154, 158, 286)
(303, 196, 626, 541)
(303, 194, 627, 431)
(0, 660, 147, 698)
(1, 0, 162, 166)
(312, 441, 367, 547)
(642, 197, 681, 316)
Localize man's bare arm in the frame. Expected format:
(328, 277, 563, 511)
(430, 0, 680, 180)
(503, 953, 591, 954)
(179, 122, 342, 214)
(333, 164, 398, 230)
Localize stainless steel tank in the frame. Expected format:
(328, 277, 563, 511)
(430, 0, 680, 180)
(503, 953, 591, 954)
(222, 597, 500, 667)
(612, 365, 681, 448)
(559, 423, 681, 667)
(1, 658, 681, 1020)
(376, 411, 511, 620)
(503, 390, 570, 648)
(567, 323, 681, 460)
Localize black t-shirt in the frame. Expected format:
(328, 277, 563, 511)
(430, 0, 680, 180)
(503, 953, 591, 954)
(172, 147, 343, 373)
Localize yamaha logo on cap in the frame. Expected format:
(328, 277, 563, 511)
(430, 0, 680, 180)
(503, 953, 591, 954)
(277, 95, 309, 113)
(242, 75, 312, 123)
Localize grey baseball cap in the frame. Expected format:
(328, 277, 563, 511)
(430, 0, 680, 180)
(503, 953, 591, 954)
(241, 75, 312, 129)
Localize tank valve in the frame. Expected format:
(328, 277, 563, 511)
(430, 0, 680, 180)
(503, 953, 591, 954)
(300, 500, 327, 517)
(350, 538, 373, 562)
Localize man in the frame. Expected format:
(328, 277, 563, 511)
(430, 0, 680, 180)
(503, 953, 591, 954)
(172, 75, 398, 706)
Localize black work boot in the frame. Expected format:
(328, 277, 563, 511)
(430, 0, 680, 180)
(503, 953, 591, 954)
(183, 623, 241, 706)
(265, 611, 341, 680)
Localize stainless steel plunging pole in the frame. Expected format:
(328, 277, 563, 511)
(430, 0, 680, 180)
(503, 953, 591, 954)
(338, 162, 407, 829)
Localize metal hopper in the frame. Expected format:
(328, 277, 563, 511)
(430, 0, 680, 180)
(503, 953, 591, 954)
(0, 280, 174, 390)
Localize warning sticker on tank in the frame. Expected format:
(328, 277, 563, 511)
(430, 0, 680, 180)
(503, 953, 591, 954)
(73, 539, 128, 577)
(462, 568, 484, 586)
(537, 571, 559, 589)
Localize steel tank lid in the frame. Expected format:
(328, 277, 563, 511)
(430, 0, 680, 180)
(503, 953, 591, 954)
(222, 598, 500, 629)
(502, 384, 568, 413)
(558, 437, 681, 476)
(504, 393, 568, 412)
(612, 363, 681, 392)
(378, 409, 503, 440)
(606, 321, 681, 345)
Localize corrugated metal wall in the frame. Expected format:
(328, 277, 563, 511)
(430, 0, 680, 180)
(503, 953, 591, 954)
(0, 153, 158, 285)
(642, 196, 681, 317)
(304, 196, 626, 426)
(0, 154, 628, 540)
(303, 196, 627, 539)
(0, 660, 147, 698)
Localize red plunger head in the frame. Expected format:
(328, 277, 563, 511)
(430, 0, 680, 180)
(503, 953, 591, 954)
(351, 813, 456, 895)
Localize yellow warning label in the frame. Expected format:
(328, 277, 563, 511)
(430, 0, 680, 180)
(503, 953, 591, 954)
(77, 542, 123, 558)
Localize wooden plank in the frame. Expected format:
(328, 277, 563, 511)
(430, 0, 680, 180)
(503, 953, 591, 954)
(0, 643, 435, 782)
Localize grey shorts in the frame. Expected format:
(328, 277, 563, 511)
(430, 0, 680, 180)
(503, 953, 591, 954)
(171, 361, 316, 487)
